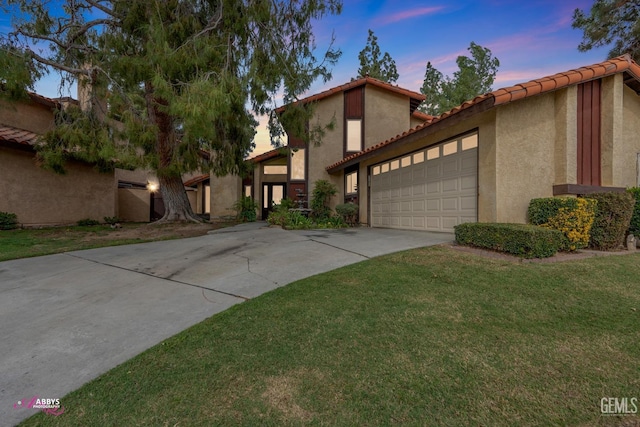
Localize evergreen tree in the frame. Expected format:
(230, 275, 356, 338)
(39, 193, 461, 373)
(419, 42, 499, 116)
(0, 0, 342, 222)
(357, 29, 399, 83)
(572, 0, 640, 62)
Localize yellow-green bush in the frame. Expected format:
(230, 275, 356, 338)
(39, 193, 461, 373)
(528, 197, 596, 251)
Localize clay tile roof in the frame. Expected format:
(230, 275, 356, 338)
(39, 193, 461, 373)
(411, 110, 433, 122)
(183, 174, 210, 187)
(326, 54, 640, 172)
(275, 76, 425, 113)
(0, 125, 40, 146)
(247, 147, 288, 163)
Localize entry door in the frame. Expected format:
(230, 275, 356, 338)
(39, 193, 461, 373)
(262, 183, 286, 219)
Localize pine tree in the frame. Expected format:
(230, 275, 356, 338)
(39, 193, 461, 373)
(419, 42, 499, 115)
(0, 0, 342, 222)
(573, 0, 640, 61)
(357, 29, 399, 83)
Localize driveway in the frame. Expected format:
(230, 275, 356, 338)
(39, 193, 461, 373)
(0, 223, 452, 425)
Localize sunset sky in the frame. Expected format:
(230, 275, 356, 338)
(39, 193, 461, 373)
(2, 1, 610, 156)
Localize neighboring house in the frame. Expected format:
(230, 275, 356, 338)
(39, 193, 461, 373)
(0, 92, 204, 226)
(228, 55, 640, 232)
(0, 93, 117, 226)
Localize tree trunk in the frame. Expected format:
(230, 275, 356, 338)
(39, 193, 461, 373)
(156, 173, 202, 223)
(145, 82, 201, 224)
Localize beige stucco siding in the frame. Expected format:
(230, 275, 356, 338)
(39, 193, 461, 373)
(308, 93, 344, 207)
(553, 87, 577, 185)
(210, 173, 242, 218)
(0, 146, 116, 226)
(622, 84, 640, 187)
(363, 86, 411, 149)
(357, 110, 496, 225)
(0, 100, 54, 134)
(601, 74, 624, 186)
(118, 188, 150, 222)
(494, 92, 556, 223)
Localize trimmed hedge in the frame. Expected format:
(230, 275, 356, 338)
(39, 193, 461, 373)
(628, 187, 640, 236)
(454, 223, 564, 259)
(528, 197, 596, 251)
(587, 192, 635, 250)
(0, 211, 18, 230)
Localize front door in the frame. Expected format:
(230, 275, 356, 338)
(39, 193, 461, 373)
(262, 183, 286, 220)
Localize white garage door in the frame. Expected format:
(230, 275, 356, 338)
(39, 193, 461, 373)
(370, 133, 478, 232)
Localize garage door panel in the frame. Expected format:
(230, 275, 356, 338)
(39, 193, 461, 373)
(371, 135, 477, 232)
(442, 178, 458, 192)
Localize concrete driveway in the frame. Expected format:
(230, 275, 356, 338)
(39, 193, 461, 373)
(0, 222, 452, 425)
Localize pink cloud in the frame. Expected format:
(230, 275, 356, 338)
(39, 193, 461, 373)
(377, 6, 445, 25)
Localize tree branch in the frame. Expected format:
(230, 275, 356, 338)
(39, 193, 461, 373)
(84, 0, 118, 18)
(25, 49, 90, 75)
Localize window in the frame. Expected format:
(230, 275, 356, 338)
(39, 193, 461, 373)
(443, 141, 458, 156)
(290, 148, 305, 180)
(401, 156, 411, 167)
(346, 119, 362, 152)
(264, 165, 287, 175)
(372, 165, 381, 175)
(346, 171, 358, 194)
(413, 152, 424, 164)
(244, 185, 252, 198)
(427, 147, 440, 160)
(381, 163, 389, 173)
(462, 134, 478, 150)
(390, 160, 399, 170)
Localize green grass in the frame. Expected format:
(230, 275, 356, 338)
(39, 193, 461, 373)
(0, 223, 221, 261)
(0, 225, 146, 261)
(21, 247, 640, 426)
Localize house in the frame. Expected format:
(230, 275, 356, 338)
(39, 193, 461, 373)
(244, 76, 431, 220)
(230, 55, 640, 232)
(0, 93, 118, 226)
(0, 92, 205, 226)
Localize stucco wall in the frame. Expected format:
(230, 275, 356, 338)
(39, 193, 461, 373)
(622, 84, 640, 187)
(210, 173, 241, 218)
(553, 87, 577, 185)
(601, 74, 624, 186)
(118, 188, 150, 222)
(363, 86, 411, 149)
(0, 99, 54, 134)
(356, 110, 497, 225)
(0, 146, 116, 226)
(494, 92, 556, 223)
(308, 93, 344, 207)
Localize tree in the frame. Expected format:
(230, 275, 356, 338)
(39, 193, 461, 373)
(357, 29, 399, 83)
(572, 0, 640, 62)
(0, 0, 342, 223)
(418, 42, 499, 116)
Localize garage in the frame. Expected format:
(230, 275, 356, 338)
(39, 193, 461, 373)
(370, 132, 478, 232)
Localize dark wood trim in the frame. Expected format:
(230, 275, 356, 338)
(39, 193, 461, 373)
(577, 80, 601, 186)
(553, 184, 626, 196)
(328, 98, 494, 173)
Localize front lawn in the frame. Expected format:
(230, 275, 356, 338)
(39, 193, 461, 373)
(0, 222, 230, 261)
(22, 246, 640, 426)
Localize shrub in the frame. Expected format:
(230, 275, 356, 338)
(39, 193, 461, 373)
(267, 209, 313, 229)
(233, 196, 258, 222)
(335, 203, 358, 225)
(587, 192, 635, 250)
(77, 218, 100, 226)
(103, 216, 121, 225)
(455, 223, 564, 259)
(627, 187, 640, 236)
(310, 180, 337, 221)
(528, 197, 596, 251)
(0, 211, 19, 230)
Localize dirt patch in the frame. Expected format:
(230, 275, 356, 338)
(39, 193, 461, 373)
(261, 369, 322, 422)
(446, 243, 638, 263)
(91, 222, 228, 241)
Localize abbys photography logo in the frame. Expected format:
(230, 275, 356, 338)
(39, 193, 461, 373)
(601, 397, 638, 416)
(13, 395, 64, 416)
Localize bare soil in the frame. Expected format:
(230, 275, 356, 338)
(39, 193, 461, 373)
(86, 222, 233, 241)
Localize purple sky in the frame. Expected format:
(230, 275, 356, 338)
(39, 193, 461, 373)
(4, 0, 609, 156)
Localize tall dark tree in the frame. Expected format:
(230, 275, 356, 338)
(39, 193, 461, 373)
(0, 0, 342, 222)
(357, 29, 399, 83)
(418, 42, 499, 115)
(572, 0, 640, 62)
